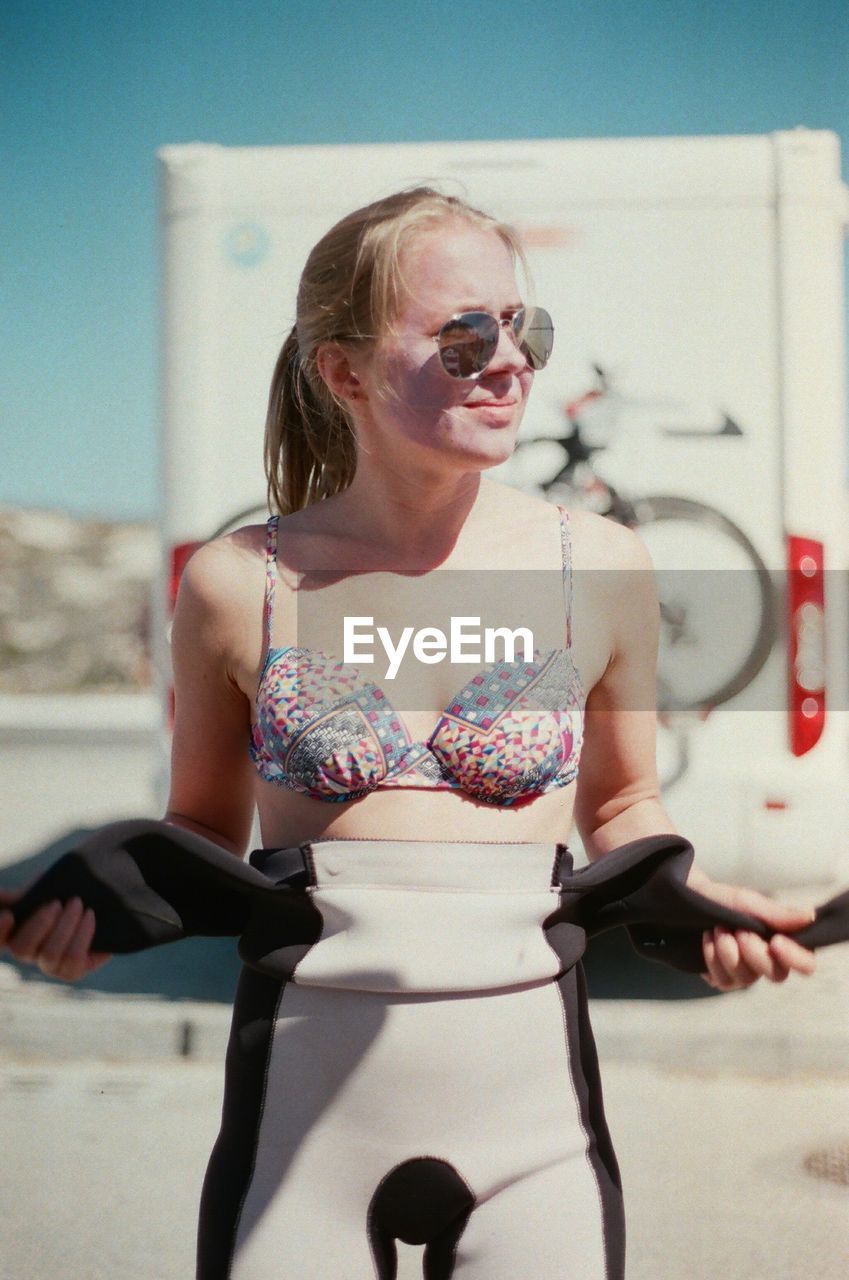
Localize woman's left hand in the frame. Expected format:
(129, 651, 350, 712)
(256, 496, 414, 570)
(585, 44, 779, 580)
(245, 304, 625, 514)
(686, 865, 818, 990)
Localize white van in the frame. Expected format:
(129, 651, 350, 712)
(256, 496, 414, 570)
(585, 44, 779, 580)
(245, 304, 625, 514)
(157, 130, 849, 889)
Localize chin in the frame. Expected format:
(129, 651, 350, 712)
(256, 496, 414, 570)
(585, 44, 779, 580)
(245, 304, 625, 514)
(463, 432, 519, 471)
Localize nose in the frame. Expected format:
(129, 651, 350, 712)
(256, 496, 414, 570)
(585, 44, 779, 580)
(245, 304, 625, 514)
(489, 316, 530, 375)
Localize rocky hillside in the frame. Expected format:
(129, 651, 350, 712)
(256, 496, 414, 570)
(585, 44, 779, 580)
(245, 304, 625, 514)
(0, 507, 158, 693)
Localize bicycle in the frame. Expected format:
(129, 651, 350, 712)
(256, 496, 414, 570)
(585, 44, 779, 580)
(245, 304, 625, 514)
(511, 367, 777, 787)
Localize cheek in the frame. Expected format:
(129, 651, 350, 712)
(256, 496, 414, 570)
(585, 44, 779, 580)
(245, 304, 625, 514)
(381, 350, 460, 418)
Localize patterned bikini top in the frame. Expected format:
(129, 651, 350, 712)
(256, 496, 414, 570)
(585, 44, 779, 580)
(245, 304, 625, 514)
(249, 509, 585, 806)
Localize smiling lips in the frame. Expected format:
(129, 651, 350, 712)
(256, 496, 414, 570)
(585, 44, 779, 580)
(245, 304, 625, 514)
(466, 398, 519, 425)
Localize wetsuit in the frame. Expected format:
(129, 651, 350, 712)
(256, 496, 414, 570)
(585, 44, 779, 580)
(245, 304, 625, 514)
(10, 820, 848, 1279)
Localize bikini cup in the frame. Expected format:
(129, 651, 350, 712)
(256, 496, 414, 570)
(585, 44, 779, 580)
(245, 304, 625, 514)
(249, 508, 585, 806)
(250, 643, 585, 804)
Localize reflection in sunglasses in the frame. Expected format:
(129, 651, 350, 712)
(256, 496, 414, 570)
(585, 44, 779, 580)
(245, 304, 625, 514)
(434, 308, 553, 379)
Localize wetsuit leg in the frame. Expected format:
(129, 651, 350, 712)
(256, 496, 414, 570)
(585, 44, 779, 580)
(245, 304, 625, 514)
(218, 975, 621, 1278)
(445, 968, 623, 1280)
(196, 966, 284, 1280)
(452, 1161, 613, 1279)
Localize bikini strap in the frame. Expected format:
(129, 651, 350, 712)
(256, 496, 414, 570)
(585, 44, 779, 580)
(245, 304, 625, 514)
(556, 505, 573, 649)
(262, 515, 280, 649)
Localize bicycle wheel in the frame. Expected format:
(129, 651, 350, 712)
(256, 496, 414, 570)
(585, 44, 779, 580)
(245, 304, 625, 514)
(627, 495, 777, 712)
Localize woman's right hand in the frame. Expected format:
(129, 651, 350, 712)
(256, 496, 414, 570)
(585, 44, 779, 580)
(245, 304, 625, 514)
(0, 889, 112, 981)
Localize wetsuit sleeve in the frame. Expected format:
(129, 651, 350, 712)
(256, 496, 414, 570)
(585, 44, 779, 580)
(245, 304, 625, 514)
(558, 835, 849, 974)
(628, 883, 849, 974)
(7, 820, 279, 952)
(792, 887, 849, 951)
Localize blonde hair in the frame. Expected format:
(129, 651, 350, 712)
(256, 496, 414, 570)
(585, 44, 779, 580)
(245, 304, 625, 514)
(264, 187, 527, 514)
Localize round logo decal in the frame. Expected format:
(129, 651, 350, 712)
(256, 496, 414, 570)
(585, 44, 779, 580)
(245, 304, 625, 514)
(224, 223, 270, 267)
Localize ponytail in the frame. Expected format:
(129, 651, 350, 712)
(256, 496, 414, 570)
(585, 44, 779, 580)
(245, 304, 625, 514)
(264, 327, 358, 515)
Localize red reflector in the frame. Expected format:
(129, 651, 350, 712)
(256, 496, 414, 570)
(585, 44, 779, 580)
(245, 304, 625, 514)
(168, 541, 203, 610)
(787, 535, 825, 756)
(764, 799, 788, 811)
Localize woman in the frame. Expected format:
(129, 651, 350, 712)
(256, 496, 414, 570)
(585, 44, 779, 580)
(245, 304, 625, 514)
(0, 189, 817, 1279)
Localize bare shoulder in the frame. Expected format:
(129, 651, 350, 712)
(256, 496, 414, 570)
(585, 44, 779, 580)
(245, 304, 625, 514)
(476, 480, 657, 574)
(565, 507, 655, 574)
(474, 478, 565, 549)
(266, 499, 357, 568)
(174, 523, 268, 653)
(178, 523, 266, 608)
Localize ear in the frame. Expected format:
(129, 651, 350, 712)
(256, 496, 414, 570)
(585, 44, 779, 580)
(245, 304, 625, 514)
(315, 342, 366, 405)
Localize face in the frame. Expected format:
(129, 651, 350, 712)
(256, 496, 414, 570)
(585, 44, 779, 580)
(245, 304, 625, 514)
(348, 221, 536, 470)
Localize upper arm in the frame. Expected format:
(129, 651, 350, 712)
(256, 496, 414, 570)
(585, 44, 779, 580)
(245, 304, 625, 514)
(573, 522, 664, 850)
(165, 537, 260, 857)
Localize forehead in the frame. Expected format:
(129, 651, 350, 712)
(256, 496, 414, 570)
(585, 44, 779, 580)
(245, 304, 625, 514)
(397, 220, 521, 316)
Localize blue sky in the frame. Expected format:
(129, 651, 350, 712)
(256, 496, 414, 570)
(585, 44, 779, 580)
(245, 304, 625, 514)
(3, 0, 848, 518)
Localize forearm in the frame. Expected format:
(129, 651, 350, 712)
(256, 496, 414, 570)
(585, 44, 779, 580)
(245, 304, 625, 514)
(580, 796, 681, 862)
(163, 810, 250, 859)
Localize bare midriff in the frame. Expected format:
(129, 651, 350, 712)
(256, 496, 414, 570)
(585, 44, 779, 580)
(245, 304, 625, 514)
(255, 781, 577, 848)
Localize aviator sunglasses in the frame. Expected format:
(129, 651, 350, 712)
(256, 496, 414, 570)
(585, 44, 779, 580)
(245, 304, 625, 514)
(434, 306, 555, 380)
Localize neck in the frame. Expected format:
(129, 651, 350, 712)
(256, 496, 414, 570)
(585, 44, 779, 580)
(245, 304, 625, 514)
(326, 464, 498, 565)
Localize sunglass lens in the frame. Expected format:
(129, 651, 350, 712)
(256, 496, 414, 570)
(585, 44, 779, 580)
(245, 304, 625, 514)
(515, 306, 555, 371)
(438, 313, 500, 378)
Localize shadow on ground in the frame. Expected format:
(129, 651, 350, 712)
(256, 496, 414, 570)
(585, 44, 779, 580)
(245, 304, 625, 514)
(0, 827, 715, 1003)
